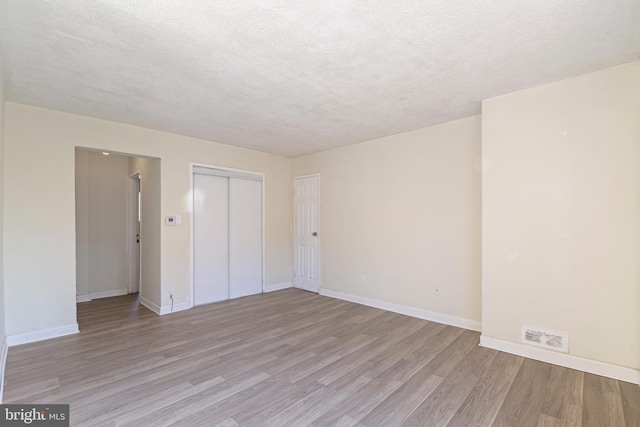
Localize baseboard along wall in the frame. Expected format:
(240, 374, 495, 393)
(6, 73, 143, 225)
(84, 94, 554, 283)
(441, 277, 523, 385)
(480, 335, 639, 385)
(319, 288, 482, 332)
(318, 288, 639, 384)
(77, 288, 128, 303)
(7, 324, 79, 347)
(265, 282, 292, 292)
(139, 296, 190, 316)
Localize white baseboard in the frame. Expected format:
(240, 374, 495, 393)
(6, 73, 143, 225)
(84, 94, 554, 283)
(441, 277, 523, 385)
(76, 294, 91, 303)
(0, 336, 7, 403)
(91, 288, 128, 299)
(160, 301, 191, 315)
(140, 297, 191, 316)
(7, 324, 80, 347)
(265, 282, 292, 292)
(319, 288, 482, 332)
(139, 297, 161, 315)
(480, 335, 640, 385)
(76, 289, 129, 303)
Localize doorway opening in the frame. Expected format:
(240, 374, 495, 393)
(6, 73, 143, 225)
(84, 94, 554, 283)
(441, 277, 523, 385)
(75, 148, 160, 314)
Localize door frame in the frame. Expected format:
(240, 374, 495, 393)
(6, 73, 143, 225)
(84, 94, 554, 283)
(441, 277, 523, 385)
(189, 162, 266, 308)
(293, 173, 321, 293)
(128, 170, 142, 294)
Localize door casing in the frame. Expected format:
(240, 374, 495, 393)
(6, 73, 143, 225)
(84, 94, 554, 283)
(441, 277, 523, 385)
(128, 171, 142, 294)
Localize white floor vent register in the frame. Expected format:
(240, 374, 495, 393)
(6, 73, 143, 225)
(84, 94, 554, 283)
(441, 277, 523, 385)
(520, 325, 569, 353)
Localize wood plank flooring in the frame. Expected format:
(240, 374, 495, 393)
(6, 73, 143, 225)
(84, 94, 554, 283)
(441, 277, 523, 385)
(3, 289, 639, 426)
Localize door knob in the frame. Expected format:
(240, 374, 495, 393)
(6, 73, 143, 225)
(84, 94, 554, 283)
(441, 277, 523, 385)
(312, 232, 318, 236)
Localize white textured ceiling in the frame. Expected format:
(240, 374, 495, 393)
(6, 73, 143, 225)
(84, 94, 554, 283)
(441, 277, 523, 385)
(1, 1, 639, 157)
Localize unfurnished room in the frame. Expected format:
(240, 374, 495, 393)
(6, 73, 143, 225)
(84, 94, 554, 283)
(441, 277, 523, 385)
(0, 1, 638, 426)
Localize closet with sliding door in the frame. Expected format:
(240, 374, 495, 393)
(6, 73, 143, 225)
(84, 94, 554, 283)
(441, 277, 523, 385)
(192, 166, 263, 306)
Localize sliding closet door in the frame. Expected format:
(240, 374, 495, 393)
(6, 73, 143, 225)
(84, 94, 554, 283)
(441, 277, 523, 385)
(193, 174, 229, 305)
(229, 178, 263, 298)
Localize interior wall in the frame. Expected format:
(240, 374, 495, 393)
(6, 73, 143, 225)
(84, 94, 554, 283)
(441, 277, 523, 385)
(293, 116, 482, 325)
(4, 103, 293, 336)
(75, 150, 90, 297)
(482, 61, 640, 370)
(129, 156, 161, 306)
(0, 54, 6, 347)
(75, 150, 130, 298)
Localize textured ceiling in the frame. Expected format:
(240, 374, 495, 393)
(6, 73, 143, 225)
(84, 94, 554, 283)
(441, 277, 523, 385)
(1, 1, 639, 157)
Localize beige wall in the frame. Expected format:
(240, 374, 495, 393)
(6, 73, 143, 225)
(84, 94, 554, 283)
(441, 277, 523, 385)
(75, 149, 90, 297)
(75, 150, 131, 296)
(129, 156, 162, 306)
(0, 56, 6, 346)
(4, 103, 293, 335)
(294, 116, 482, 325)
(482, 61, 640, 369)
(4, 58, 637, 378)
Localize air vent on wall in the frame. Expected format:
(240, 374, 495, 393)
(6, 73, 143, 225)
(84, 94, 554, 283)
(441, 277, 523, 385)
(520, 325, 569, 353)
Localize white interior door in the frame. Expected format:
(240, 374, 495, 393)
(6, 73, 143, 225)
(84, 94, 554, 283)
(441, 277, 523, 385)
(229, 178, 263, 298)
(294, 175, 320, 292)
(193, 174, 229, 305)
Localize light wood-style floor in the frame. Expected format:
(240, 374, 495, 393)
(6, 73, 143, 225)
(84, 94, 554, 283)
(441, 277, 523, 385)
(3, 289, 639, 426)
